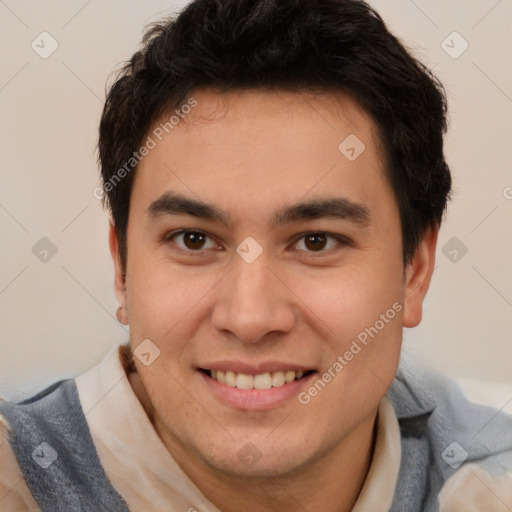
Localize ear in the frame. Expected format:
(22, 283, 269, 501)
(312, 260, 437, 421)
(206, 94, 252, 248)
(402, 225, 438, 328)
(108, 219, 128, 324)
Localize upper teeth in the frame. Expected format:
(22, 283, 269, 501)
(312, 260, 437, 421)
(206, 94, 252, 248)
(210, 370, 305, 390)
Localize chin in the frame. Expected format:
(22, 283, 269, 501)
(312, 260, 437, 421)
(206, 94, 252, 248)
(189, 431, 317, 480)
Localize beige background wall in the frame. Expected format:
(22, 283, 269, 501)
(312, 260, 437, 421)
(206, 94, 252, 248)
(0, 0, 511, 401)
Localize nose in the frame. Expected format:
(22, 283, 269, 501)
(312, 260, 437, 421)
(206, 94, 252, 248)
(211, 254, 296, 344)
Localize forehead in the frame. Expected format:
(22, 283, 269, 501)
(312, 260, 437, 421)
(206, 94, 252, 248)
(167, 88, 381, 152)
(130, 88, 395, 228)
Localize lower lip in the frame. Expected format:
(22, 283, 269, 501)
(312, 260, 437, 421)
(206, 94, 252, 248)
(198, 371, 317, 410)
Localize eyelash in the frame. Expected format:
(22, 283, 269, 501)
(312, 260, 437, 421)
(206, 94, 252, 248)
(164, 230, 351, 257)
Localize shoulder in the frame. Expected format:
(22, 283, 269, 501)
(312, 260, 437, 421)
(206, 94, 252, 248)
(438, 459, 512, 511)
(388, 354, 512, 459)
(0, 381, 80, 512)
(387, 354, 512, 509)
(0, 406, 40, 511)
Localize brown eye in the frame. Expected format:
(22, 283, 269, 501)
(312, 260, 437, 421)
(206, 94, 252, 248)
(303, 233, 327, 251)
(170, 231, 217, 251)
(183, 232, 206, 249)
(293, 232, 345, 254)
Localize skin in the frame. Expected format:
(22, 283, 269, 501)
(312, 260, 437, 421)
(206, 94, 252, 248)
(109, 88, 437, 512)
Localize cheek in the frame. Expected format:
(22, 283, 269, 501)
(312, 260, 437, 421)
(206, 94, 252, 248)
(297, 278, 403, 426)
(291, 262, 403, 343)
(291, 258, 404, 407)
(125, 259, 222, 355)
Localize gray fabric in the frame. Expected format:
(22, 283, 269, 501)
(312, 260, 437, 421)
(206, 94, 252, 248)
(0, 379, 129, 512)
(2, 354, 512, 511)
(388, 355, 512, 511)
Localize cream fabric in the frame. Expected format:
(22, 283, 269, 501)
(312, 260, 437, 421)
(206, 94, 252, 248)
(0, 344, 404, 511)
(75, 345, 401, 512)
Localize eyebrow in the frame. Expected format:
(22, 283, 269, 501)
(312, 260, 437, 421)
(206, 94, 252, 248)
(146, 191, 372, 230)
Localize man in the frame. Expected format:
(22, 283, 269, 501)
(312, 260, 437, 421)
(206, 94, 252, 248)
(1, 0, 512, 510)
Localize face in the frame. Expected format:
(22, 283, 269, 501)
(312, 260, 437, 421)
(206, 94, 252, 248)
(110, 88, 435, 479)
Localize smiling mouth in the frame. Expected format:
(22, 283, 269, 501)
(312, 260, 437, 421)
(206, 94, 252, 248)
(199, 368, 316, 390)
